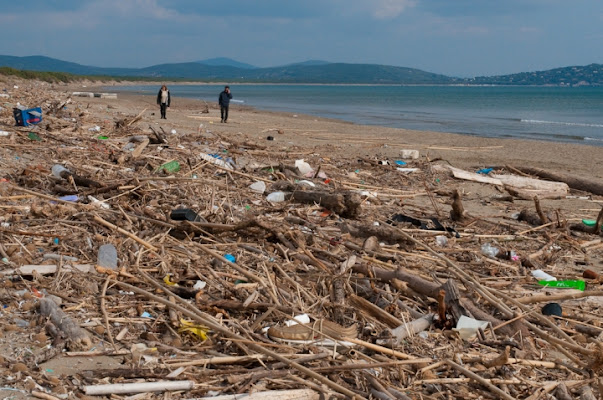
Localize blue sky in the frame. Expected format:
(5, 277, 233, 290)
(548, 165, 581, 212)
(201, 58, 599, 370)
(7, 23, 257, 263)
(0, 0, 601, 77)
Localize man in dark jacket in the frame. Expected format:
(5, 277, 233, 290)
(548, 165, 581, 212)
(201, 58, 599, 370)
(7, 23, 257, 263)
(218, 86, 233, 123)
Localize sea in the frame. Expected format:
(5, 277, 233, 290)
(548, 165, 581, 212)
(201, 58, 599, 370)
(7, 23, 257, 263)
(109, 84, 603, 146)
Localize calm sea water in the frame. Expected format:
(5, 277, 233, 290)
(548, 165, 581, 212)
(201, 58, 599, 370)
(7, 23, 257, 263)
(110, 84, 603, 146)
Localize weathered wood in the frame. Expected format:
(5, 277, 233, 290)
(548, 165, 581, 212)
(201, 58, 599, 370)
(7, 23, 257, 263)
(341, 222, 414, 247)
(512, 165, 603, 196)
(352, 264, 439, 299)
(194, 389, 320, 400)
(292, 190, 362, 218)
(450, 189, 465, 221)
(39, 298, 92, 351)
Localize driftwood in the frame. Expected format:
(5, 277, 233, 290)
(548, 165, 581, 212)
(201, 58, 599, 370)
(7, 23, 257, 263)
(39, 298, 92, 350)
(84, 381, 194, 395)
(341, 222, 414, 247)
(195, 389, 320, 400)
(292, 190, 362, 218)
(511, 165, 603, 196)
(449, 189, 465, 221)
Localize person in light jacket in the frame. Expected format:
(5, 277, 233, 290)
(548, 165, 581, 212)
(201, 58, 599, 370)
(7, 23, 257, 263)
(157, 85, 171, 119)
(218, 85, 232, 123)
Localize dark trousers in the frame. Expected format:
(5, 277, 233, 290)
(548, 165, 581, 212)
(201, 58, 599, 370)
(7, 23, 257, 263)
(160, 103, 167, 119)
(220, 105, 229, 122)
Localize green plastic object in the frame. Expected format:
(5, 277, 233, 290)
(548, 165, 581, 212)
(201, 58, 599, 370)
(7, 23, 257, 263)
(538, 280, 585, 291)
(28, 132, 41, 141)
(158, 160, 180, 173)
(97, 135, 109, 140)
(582, 219, 598, 227)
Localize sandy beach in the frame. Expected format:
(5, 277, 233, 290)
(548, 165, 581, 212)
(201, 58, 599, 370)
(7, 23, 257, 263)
(0, 77, 602, 399)
(91, 85, 603, 181)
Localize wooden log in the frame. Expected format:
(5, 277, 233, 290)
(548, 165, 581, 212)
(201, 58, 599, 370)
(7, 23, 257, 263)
(192, 389, 320, 400)
(39, 298, 92, 351)
(511, 166, 603, 196)
(348, 294, 404, 328)
(341, 222, 414, 247)
(84, 380, 194, 395)
(352, 264, 439, 298)
(292, 190, 362, 218)
(450, 189, 465, 221)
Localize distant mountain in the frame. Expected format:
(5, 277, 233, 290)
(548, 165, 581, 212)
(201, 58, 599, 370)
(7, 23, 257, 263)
(0, 55, 601, 86)
(0, 55, 135, 76)
(0, 54, 456, 84)
(280, 60, 331, 67)
(470, 64, 603, 86)
(195, 57, 256, 69)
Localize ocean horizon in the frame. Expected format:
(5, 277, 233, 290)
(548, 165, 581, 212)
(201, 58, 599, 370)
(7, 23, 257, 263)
(109, 84, 603, 147)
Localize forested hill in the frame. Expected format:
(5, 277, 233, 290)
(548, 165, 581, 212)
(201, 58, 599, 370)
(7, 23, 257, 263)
(0, 55, 601, 86)
(470, 64, 602, 86)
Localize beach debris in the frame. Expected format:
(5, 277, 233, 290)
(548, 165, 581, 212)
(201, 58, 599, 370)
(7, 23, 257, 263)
(0, 76, 602, 399)
(399, 149, 419, 159)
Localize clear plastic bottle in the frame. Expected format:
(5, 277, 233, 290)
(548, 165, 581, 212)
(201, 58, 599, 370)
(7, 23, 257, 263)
(480, 243, 499, 258)
(266, 191, 288, 202)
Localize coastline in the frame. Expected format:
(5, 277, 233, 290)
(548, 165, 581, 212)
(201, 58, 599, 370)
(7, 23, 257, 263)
(82, 83, 603, 182)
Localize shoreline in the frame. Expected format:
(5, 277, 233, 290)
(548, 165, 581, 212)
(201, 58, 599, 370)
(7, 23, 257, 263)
(98, 82, 603, 149)
(74, 83, 603, 183)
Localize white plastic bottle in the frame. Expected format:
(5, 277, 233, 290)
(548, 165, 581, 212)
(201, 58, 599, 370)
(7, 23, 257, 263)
(266, 191, 288, 202)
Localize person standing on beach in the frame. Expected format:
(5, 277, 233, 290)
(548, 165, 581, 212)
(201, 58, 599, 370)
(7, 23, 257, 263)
(157, 85, 171, 119)
(218, 85, 232, 123)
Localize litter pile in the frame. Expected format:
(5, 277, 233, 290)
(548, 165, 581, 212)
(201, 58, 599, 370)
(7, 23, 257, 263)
(0, 79, 602, 400)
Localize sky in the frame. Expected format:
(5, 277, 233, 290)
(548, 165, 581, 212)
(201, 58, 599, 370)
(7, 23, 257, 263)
(0, 0, 601, 77)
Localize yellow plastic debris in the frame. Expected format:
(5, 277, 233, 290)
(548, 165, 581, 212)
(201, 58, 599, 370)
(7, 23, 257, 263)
(163, 274, 179, 286)
(178, 319, 209, 341)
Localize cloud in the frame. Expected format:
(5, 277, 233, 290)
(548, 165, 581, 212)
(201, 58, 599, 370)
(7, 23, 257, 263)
(372, 0, 416, 19)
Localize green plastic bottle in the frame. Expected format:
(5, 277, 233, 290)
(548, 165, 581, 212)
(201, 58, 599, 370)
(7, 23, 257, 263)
(538, 280, 585, 291)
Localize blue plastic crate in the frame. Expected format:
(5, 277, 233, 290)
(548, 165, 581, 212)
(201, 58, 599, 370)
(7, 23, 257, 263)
(13, 107, 43, 127)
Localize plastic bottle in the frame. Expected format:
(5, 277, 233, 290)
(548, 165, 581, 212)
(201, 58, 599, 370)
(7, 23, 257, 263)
(480, 243, 499, 258)
(538, 280, 585, 291)
(51, 164, 70, 179)
(266, 191, 288, 202)
(199, 152, 234, 170)
(532, 269, 556, 281)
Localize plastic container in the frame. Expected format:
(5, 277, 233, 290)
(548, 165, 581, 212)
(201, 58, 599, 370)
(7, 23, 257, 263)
(199, 152, 234, 170)
(266, 191, 288, 202)
(538, 280, 585, 291)
(532, 269, 556, 281)
(249, 181, 266, 194)
(158, 160, 181, 173)
(399, 149, 419, 159)
(51, 164, 70, 179)
(541, 303, 562, 316)
(97, 244, 118, 270)
(295, 159, 313, 175)
(170, 209, 201, 222)
(88, 195, 110, 209)
(480, 243, 499, 258)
